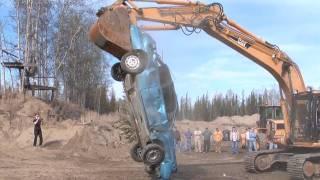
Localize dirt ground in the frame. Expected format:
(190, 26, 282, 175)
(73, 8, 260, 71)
(0, 141, 290, 180)
(0, 96, 290, 180)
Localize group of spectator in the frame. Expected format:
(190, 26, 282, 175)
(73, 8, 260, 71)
(173, 126, 278, 154)
(240, 127, 278, 152)
(173, 127, 224, 153)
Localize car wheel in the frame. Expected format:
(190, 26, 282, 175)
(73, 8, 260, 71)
(120, 49, 148, 74)
(130, 142, 143, 162)
(142, 143, 165, 166)
(111, 62, 126, 81)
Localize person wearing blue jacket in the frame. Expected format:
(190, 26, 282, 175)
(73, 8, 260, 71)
(248, 128, 257, 152)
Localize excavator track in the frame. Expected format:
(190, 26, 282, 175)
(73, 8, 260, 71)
(244, 149, 286, 173)
(245, 151, 260, 172)
(287, 155, 306, 180)
(287, 153, 320, 180)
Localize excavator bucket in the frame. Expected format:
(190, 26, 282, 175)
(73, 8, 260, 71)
(89, 5, 132, 59)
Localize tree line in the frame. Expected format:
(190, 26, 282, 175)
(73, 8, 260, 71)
(177, 88, 280, 121)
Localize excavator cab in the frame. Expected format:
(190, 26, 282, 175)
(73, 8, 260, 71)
(258, 105, 283, 128)
(292, 91, 320, 143)
(258, 105, 285, 146)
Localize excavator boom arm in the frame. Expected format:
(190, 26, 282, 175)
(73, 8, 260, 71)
(90, 0, 307, 139)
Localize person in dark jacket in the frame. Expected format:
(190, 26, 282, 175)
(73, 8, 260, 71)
(184, 128, 193, 152)
(33, 113, 43, 146)
(202, 127, 212, 153)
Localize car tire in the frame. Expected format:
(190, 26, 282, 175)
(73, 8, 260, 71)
(142, 143, 165, 166)
(111, 62, 126, 81)
(130, 142, 143, 162)
(120, 49, 148, 74)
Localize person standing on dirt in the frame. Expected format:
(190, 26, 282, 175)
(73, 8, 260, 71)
(248, 128, 257, 152)
(33, 113, 43, 146)
(184, 128, 193, 152)
(213, 128, 223, 153)
(194, 128, 202, 153)
(230, 127, 239, 155)
(202, 127, 212, 153)
(174, 127, 181, 152)
(240, 128, 247, 149)
(246, 128, 250, 150)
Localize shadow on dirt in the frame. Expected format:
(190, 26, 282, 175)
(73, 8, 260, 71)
(42, 140, 63, 149)
(172, 163, 246, 180)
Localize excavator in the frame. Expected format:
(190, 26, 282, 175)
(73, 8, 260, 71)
(89, 0, 320, 179)
(257, 105, 286, 148)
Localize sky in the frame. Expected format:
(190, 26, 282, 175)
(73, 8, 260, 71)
(109, 0, 320, 100)
(1, 0, 320, 100)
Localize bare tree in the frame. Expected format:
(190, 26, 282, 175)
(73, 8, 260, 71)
(12, 0, 53, 98)
(7, 0, 114, 113)
(52, 0, 110, 109)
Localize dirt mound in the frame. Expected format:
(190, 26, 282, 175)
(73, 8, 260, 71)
(176, 114, 259, 132)
(16, 96, 51, 118)
(0, 95, 128, 159)
(62, 117, 130, 160)
(51, 101, 82, 120)
(5, 115, 130, 161)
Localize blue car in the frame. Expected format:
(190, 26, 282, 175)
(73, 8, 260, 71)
(110, 25, 178, 179)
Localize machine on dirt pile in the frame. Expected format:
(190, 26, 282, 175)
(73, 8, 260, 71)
(89, 0, 320, 179)
(258, 105, 286, 147)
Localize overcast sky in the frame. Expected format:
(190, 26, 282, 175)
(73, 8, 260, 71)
(1, 1, 320, 100)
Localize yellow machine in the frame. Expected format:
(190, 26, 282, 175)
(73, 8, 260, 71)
(258, 105, 286, 146)
(268, 119, 286, 144)
(89, 0, 320, 179)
